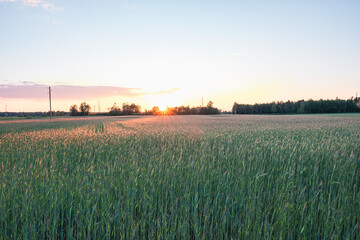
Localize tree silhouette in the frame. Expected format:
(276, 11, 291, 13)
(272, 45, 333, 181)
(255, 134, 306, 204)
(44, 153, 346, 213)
(80, 102, 91, 116)
(130, 103, 141, 113)
(70, 105, 79, 116)
(232, 98, 360, 115)
(152, 106, 160, 115)
(271, 103, 277, 114)
(108, 103, 121, 115)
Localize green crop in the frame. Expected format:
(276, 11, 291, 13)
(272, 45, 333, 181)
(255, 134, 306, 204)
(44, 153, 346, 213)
(0, 114, 359, 239)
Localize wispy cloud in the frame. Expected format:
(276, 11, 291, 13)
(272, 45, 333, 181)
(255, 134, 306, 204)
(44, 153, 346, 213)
(41, 2, 63, 11)
(22, 0, 41, 7)
(150, 88, 180, 95)
(0, 83, 180, 100)
(0, 0, 63, 11)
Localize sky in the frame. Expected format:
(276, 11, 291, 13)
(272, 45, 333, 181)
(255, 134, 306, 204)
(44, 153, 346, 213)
(0, 0, 359, 112)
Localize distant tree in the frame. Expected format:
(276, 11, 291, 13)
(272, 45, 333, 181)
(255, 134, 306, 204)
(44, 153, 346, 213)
(70, 105, 79, 116)
(190, 107, 198, 114)
(130, 103, 141, 114)
(355, 97, 360, 106)
(152, 106, 160, 115)
(122, 103, 141, 115)
(122, 103, 130, 115)
(271, 103, 277, 114)
(207, 101, 214, 108)
(206, 101, 219, 114)
(178, 105, 191, 115)
(108, 103, 122, 115)
(195, 101, 220, 114)
(80, 102, 91, 116)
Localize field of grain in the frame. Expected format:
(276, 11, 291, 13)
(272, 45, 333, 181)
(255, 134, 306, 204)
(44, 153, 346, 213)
(0, 114, 359, 239)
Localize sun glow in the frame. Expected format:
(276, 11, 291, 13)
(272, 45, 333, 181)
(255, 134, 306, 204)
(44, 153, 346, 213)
(144, 91, 183, 111)
(158, 104, 168, 111)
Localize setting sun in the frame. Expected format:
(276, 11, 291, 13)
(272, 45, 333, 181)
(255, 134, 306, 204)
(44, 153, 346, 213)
(158, 105, 168, 112)
(144, 91, 183, 112)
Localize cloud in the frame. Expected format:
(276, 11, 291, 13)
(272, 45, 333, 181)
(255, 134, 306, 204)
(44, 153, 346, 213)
(41, 2, 63, 11)
(0, 83, 180, 100)
(22, 0, 41, 7)
(150, 88, 180, 95)
(20, 81, 37, 84)
(0, 0, 63, 11)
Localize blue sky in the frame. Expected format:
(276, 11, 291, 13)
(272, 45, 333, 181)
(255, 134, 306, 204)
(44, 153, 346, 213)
(0, 0, 359, 112)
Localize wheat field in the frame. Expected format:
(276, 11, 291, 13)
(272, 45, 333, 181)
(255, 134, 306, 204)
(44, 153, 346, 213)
(0, 114, 359, 239)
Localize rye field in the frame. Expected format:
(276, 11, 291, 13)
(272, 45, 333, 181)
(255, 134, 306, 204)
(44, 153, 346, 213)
(0, 114, 359, 239)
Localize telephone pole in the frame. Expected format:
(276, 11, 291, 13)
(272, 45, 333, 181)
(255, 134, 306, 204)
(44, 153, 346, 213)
(49, 87, 52, 119)
(202, 97, 204, 107)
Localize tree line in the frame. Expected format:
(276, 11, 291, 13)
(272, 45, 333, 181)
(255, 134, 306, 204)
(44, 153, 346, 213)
(0, 111, 68, 118)
(145, 101, 220, 115)
(69, 101, 220, 116)
(232, 98, 360, 114)
(70, 102, 92, 116)
(69, 102, 142, 116)
(68, 98, 360, 116)
(108, 103, 141, 115)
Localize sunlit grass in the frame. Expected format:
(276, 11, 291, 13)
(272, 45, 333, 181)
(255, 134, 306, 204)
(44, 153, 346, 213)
(0, 115, 359, 239)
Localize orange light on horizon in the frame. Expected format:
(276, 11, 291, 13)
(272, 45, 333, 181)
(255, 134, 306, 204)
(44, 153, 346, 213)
(158, 104, 168, 111)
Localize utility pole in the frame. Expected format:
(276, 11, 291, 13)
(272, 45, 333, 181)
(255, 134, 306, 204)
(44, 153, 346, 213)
(202, 97, 204, 107)
(48, 87, 52, 119)
(98, 100, 100, 112)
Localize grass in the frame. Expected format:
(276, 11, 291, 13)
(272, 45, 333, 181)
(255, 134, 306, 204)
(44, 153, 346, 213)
(0, 115, 359, 239)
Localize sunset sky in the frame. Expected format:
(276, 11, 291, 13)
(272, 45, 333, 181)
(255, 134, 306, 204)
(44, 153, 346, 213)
(1, 0, 359, 112)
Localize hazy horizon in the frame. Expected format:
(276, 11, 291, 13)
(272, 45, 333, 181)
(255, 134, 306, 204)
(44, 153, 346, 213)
(1, 0, 359, 112)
